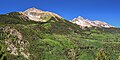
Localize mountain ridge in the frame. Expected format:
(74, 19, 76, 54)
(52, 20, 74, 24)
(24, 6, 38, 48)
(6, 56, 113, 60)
(19, 8, 115, 28)
(70, 16, 115, 28)
(20, 8, 62, 22)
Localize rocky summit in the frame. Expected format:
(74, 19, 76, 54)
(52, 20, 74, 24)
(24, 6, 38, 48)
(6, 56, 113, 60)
(21, 8, 62, 22)
(71, 16, 115, 28)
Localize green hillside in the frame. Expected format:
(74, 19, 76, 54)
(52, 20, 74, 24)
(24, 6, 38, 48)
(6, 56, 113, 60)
(0, 12, 120, 60)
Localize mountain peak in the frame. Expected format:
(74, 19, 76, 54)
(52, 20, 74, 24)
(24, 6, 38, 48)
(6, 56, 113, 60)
(24, 7, 43, 13)
(21, 7, 62, 22)
(28, 7, 38, 9)
(71, 16, 115, 28)
(74, 16, 85, 21)
(77, 16, 84, 19)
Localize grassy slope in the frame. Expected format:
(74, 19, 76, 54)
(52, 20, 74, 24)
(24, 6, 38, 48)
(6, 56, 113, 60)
(0, 12, 120, 60)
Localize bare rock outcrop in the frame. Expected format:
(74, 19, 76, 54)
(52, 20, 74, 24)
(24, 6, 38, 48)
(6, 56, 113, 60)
(3, 26, 30, 59)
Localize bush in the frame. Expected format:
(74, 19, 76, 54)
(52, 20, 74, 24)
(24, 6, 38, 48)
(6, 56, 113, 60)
(96, 49, 110, 60)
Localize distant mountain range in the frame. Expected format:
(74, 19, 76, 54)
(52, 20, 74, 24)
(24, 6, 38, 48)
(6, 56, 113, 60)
(19, 8, 115, 28)
(71, 16, 115, 28)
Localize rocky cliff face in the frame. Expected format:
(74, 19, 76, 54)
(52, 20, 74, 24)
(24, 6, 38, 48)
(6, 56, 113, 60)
(71, 16, 115, 28)
(21, 8, 62, 22)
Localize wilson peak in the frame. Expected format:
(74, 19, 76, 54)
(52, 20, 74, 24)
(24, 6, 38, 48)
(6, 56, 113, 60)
(71, 16, 115, 28)
(20, 7, 62, 22)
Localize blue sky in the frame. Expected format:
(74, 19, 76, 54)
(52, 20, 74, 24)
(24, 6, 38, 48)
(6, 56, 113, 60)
(0, 0, 120, 27)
